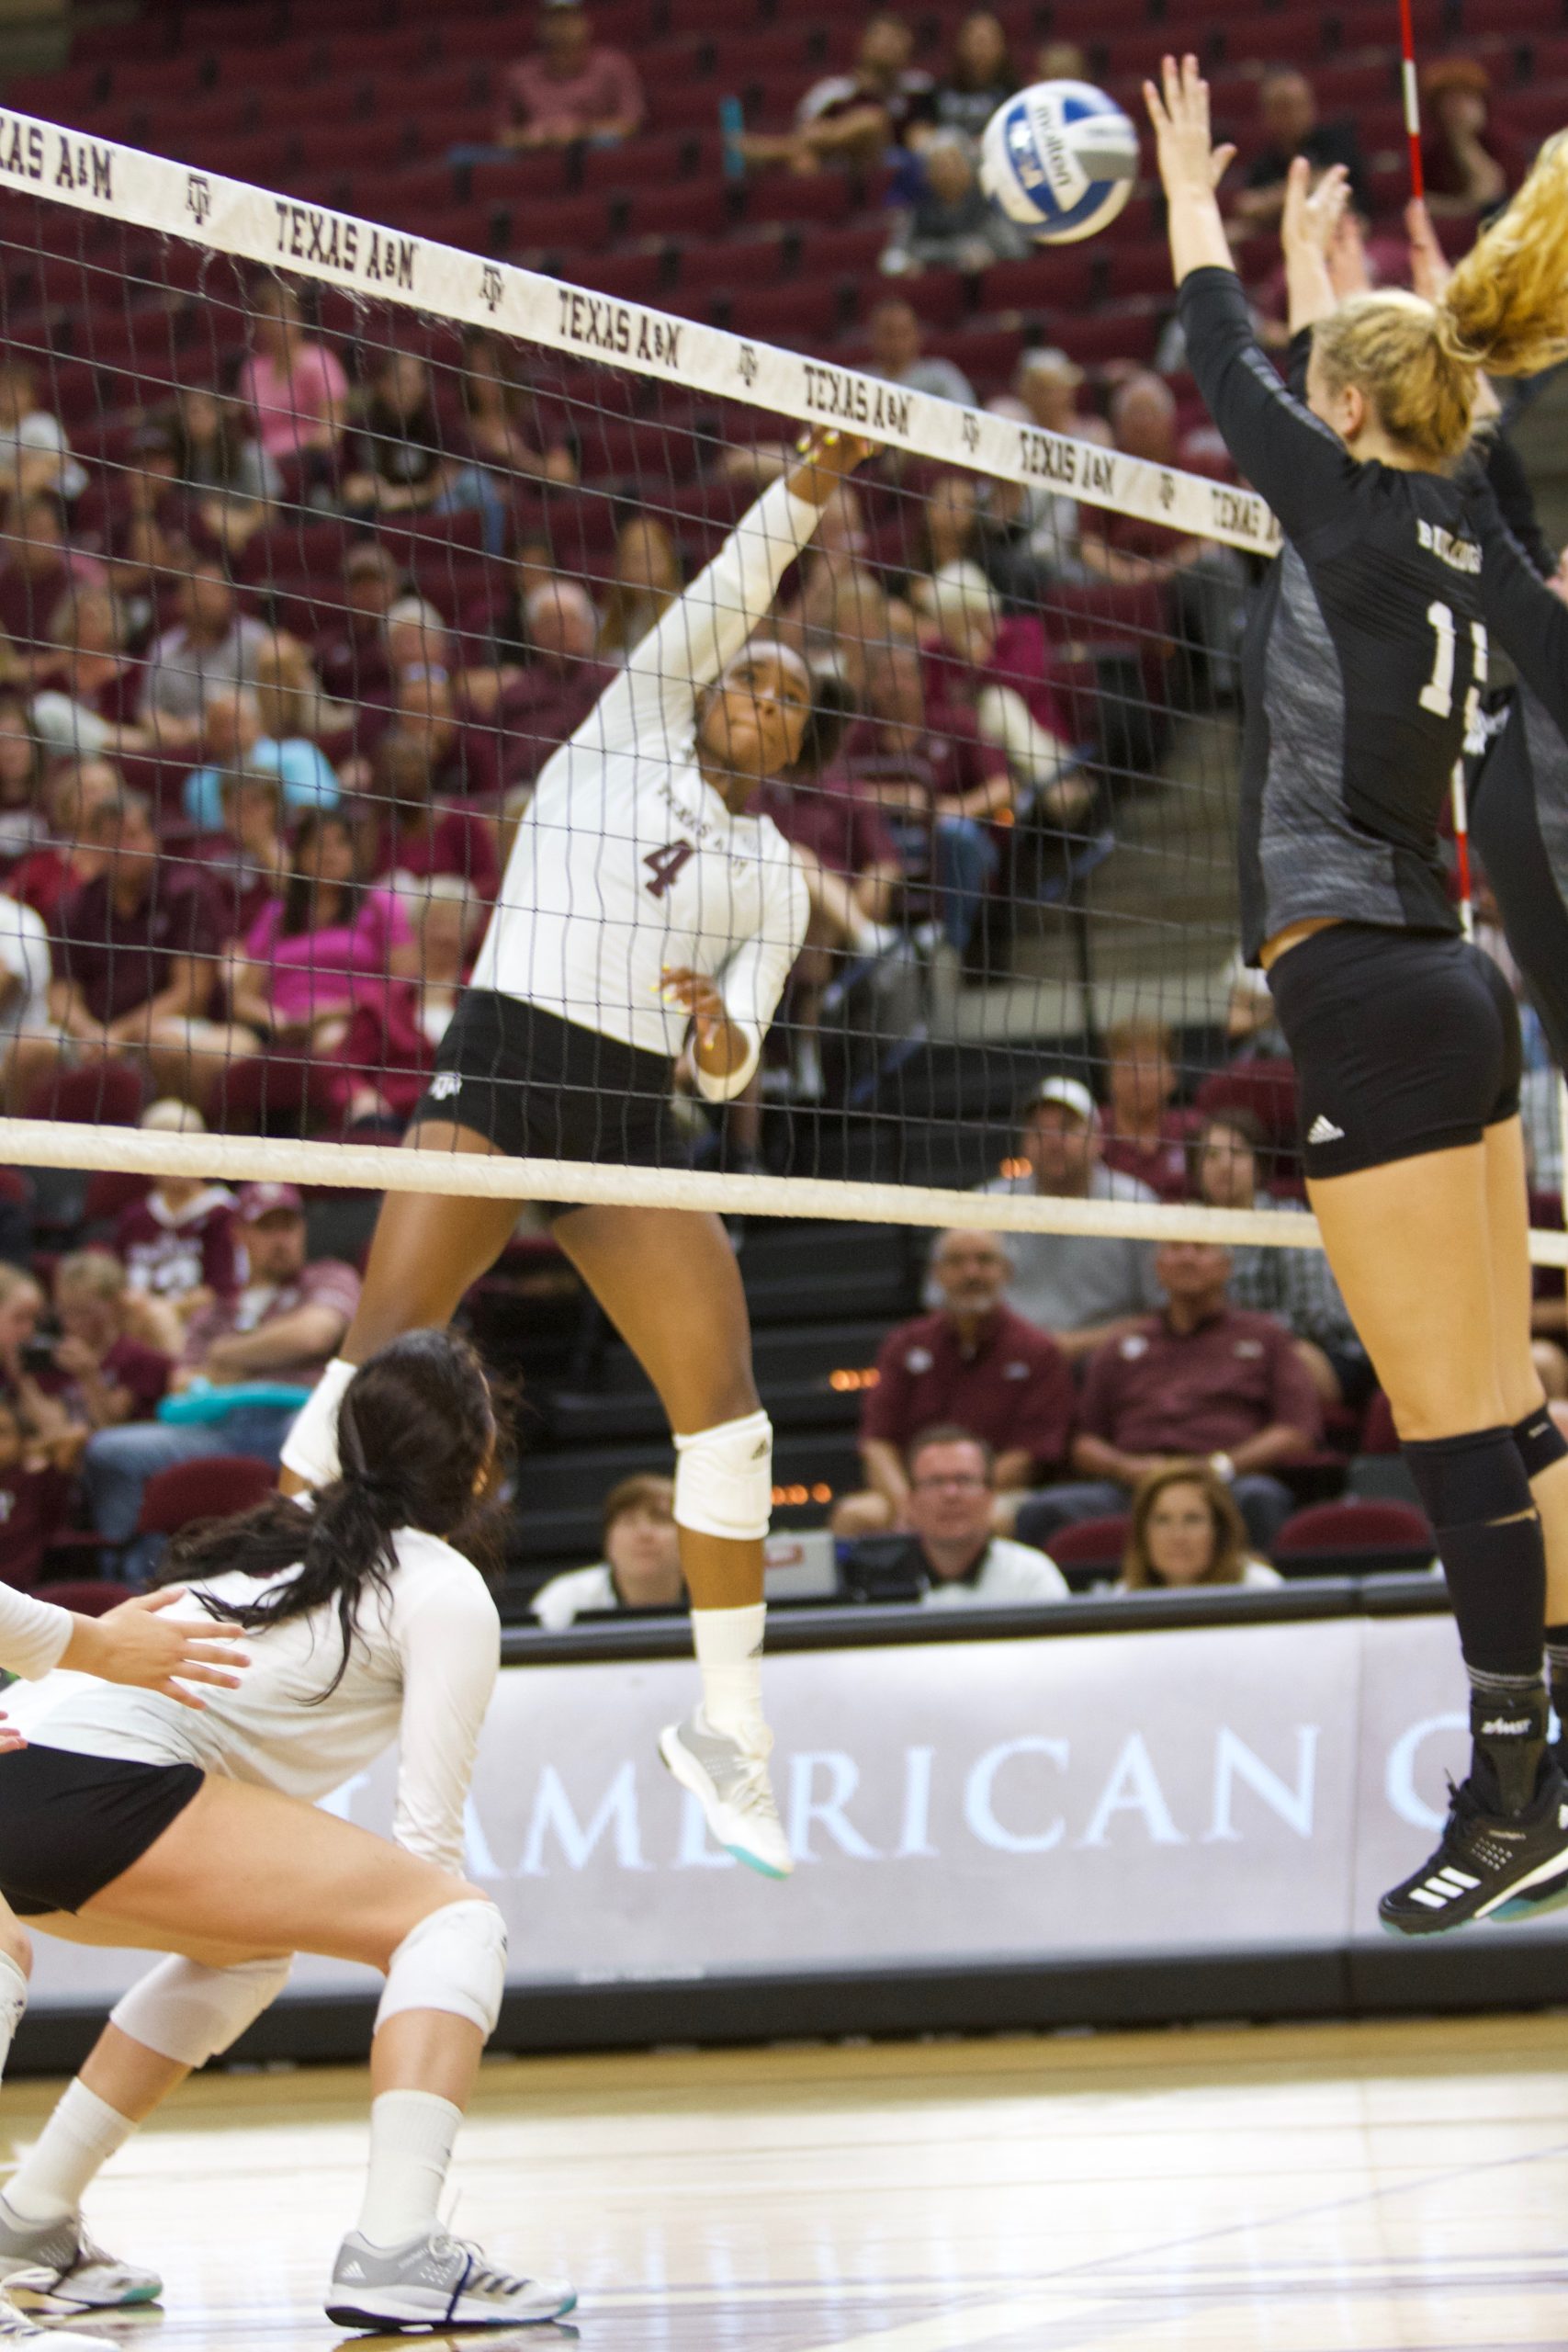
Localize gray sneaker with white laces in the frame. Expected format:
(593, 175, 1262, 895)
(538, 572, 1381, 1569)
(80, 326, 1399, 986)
(658, 1710, 792, 1879)
(0, 2291, 120, 2352)
(0, 2198, 162, 2309)
(325, 2227, 576, 2331)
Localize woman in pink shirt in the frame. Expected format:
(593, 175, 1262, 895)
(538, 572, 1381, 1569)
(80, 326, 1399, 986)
(229, 809, 414, 1053)
(234, 282, 349, 469)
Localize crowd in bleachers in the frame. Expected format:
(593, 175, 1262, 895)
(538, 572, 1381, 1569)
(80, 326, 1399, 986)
(0, 0, 1562, 1623)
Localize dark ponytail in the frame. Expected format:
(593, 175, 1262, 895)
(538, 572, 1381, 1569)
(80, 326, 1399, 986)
(161, 1330, 500, 1699)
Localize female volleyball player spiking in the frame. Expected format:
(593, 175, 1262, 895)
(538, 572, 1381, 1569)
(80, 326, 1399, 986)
(0, 1585, 245, 2352)
(283, 426, 875, 1883)
(0, 1333, 576, 2335)
(1146, 57, 1568, 1933)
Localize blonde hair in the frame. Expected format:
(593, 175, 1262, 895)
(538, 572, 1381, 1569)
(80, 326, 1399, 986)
(55, 1246, 125, 1303)
(1313, 134, 1568, 467)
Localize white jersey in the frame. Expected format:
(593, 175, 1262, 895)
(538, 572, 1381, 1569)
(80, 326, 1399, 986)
(0, 1585, 71, 1682)
(474, 475, 817, 1102)
(5, 1530, 500, 1876)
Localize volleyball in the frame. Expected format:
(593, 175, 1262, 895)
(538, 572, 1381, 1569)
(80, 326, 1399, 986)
(979, 78, 1140, 244)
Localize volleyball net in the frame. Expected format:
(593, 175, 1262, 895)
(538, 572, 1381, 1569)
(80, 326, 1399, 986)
(0, 108, 1560, 1264)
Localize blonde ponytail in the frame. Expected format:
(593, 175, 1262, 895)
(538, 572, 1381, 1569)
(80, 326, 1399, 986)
(1312, 134, 1568, 468)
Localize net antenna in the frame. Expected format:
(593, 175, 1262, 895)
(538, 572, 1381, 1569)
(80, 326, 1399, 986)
(1, 107, 1562, 1268)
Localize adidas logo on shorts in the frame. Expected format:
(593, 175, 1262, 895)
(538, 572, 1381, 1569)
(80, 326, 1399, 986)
(429, 1071, 462, 1102)
(1306, 1114, 1345, 1145)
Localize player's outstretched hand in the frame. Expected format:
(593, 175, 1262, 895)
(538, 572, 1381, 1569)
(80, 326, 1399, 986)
(1143, 55, 1235, 200)
(1405, 197, 1451, 302)
(1282, 158, 1350, 261)
(62, 1589, 247, 1713)
(787, 429, 879, 507)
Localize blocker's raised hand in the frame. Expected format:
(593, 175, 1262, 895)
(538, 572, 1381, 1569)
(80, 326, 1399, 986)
(1143, 54, 1235, 200)
(1283, 158, 1351, 263)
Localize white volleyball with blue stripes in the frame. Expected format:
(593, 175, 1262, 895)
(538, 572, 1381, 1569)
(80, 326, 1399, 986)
(980, 80, 1139, 244)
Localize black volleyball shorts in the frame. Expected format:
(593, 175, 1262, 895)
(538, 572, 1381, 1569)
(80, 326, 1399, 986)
(1267, 922, 1521, 1181)
(0, 1745, 205, 1916)
(412, 992, 677, 1213)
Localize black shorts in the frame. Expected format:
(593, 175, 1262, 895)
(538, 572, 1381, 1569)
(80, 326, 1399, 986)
(413, 992, 677, 1210)
(1267, 922, 1521, 1180)
(0, 1745, 204, 1917)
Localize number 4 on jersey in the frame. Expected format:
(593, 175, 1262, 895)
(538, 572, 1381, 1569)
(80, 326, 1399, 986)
(644, 840, 695, 898)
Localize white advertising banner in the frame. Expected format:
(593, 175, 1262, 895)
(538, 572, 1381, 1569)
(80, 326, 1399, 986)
(27, 1611, 1568, 2016)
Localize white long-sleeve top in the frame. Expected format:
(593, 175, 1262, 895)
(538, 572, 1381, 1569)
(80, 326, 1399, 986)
(473, 475, 818, 1101)
(0, 1585, 72, 1682)
(4, 1529, 500, 1876)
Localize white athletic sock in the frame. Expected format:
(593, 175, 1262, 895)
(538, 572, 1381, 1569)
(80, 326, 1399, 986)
(0, 1953, 26, 2086)
(355, 2090, 462, 2251)
(6, 2079, 136, 2224)
(692, 1602, 768, 1746)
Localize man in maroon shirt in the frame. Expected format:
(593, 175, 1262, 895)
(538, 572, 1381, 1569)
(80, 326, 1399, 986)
(496, 0, 644, 150)
(832, 1227, 1074, 1536)
(1098, 1016, 1201, 1203)
(1016, 1239, 1321, 1553)
(492, 582, 615, 789)
(315, 545, 401, 707)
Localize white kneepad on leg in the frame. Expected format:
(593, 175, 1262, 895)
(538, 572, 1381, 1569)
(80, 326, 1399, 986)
(673, 1410, 773, 1543)
(279, 1356, 355, 1490)
(377, 1899, 508, 2040)
(109, 1953, 293, 2069)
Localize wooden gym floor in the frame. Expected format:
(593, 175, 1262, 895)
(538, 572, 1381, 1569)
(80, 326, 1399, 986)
(4, 2011, 1566, 2349)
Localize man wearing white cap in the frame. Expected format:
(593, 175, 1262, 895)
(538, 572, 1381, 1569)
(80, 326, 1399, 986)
(981, 1077, 1162, 1359)
(81, 1183, 360, 1577)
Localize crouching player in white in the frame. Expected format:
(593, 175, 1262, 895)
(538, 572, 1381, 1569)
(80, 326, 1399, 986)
(0, 1333, 573, 2334)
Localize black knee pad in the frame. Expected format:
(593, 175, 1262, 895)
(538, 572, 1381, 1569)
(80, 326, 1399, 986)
(1401, 1425, 1534, 1530)
(1513, 1407, 1568, 1484)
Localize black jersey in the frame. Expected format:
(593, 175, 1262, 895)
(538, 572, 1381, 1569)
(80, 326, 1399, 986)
(1179, 268, 1487, 963)
(1468, 485, 1568, 1067)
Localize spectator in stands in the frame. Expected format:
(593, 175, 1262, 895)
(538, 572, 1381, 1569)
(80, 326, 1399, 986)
(342, 348, 510, 557)
(0, 691, 44, 855)
(496, 0, 645, 150)
(1016, 1240, 1320, 1553)
(0, 492, 103, 656)
(1116, 1459, 1281, 1590)
(364, 729, 501, 902)
(919, 561, 1091, 834)
(197, 766, 291, 946)
(255, 630, 353, 760)
(0, 1392, 72, 1593)
(1099, 1018, 1199, 1201)
(331, 876, 478, 1129)
(0, 363, 85, 506)
(315, 545, 401, 706)
(1229, 69, 1367, 229)
(1079, 375, 1247, 704)
(39, 1248, 172, 1444)
(0, 879, 51, 1112)
(138, 563, 269, 749)
(378, 671, 503, 803)
(229, 808, 414, 1056)
(984, 349, 1108, 602)
(235, 278, 349, 474)
(1192, 1110, 1372, 1410)
(980, 1077, 1162, 1360)
(381, 598, 453, 695)
(161, 383, 277, 560)
(46, 789, 227, 1100)
(114, 1137, 242, 1353)
(867, 297, 976, 407)
(834, 1227, 1075, 1535)
(1419, 58, 1519, 218)
(484, 581, 612, 784)
(180, 684, 340, 833)
(743, 12, 933, 175)
(847, 1425, 1069, 1607)
(28, 584, 149, 761)
(9, 753, 121, 926)
(82, 1181, 361, 1571)
(457, 331, 578, 488)
(0, 1263, 73, 1466)
(928, 12, 1018, 152)
(532, 1474, 684, 1630)
(881, 132, 1028, 275)
(598, 518, 682, 664)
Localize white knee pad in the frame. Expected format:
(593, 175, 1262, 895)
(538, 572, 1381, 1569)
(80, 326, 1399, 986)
(672, 1409, 773, 1543)
(0, 1951, 28, 2043)
(280, 1357, 355, 1489)
(108, 1953, 293, 2069)
(376, 1899, 507, 2040)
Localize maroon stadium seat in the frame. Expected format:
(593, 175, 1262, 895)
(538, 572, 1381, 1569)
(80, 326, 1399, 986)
(1047, 1515, 1131, 1568)
(1271, 1500, 1435, 1574)
(138, 1455, 279, 1540)
(26, 1062, 145, 1128)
